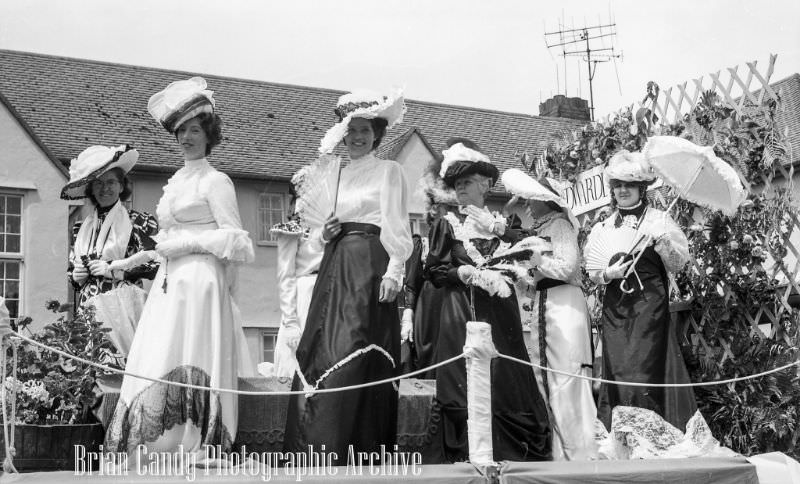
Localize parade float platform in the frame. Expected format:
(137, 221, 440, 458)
(0, 377, 775, 482)
(0, 457, 759, 483)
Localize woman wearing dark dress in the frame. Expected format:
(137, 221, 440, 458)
(425, 139, 551, 463)
(284, 89, 412, 464)
(584, 150, 697, 431)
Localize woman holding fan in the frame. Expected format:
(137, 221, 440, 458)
(283, 89, 413, 464)
(424, 139, 551, 463)
(583, 150, 696, 431)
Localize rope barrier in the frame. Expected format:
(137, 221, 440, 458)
(1, 331, 464, 396)
(496, 352, 800, 388)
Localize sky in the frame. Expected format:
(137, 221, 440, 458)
(0, 0, 798, 119)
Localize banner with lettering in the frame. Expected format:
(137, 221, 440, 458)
(554, 165, 662, 216)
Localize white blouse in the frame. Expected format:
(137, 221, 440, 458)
(155, 157, 254, 263)
(532, 215, 582, 287)
(329, 153, 413, 284)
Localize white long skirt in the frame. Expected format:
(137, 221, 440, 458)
(527, 284, 598, 461)
(104, 253, 252, 455)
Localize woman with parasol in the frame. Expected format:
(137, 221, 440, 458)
(424, 139, 551, 463)
(502, 168, 597, 460)
(583, 150, 697, 431)
(283, 89, 412, 464)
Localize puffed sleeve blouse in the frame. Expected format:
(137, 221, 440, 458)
(154, 157, 254, 263)
(330, 153, 413, 284)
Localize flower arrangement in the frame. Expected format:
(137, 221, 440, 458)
(3, 301, 120, 424)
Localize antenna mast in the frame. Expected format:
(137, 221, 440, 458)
(544, 21, 622, 121)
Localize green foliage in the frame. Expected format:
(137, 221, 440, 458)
(565, 82, 799, 458)
(3, 302, 122, 424)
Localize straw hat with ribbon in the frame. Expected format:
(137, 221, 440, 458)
(147, 76, 215, 134)
(60, 145, 139, 200)
(318, 88, 406, 154)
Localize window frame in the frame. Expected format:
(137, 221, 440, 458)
(0, 192, 24, 321)
(261, 328, 279, 364)
(257, 191, 291, 247)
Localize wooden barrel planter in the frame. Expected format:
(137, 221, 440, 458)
(0, 423, 105, 471)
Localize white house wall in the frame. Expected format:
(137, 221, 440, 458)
(0, 101, 69, 326)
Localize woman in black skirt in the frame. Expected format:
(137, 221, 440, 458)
(284, 89, 412, 464)
(425, 138, 551, 463)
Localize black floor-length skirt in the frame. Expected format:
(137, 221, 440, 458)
(433, 285, 552, 462)
(283, 223, 400, 464)
(412, 280, 445, 379)
(597, 245, 697, 431)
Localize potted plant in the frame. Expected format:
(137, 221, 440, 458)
(0, 300, 122, 471)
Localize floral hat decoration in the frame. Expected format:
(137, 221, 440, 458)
(501, 168, 580, 230)
(318, 88, 406, 154)
(60, 145, 139, 200)
(603, 150, 657, 190)
(147, 76, 215, 134)
(439, 139, 498, 188)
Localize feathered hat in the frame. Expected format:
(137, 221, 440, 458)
(147, 77, 215, 133)
(501, 168, 579, 230)
(60, 145, 138, 200)
(318, 88, 406, 154)
(439, 138, 498, 188)
(603, 150, 657, 190)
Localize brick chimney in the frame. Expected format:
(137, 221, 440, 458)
(539, 95, 591, 121)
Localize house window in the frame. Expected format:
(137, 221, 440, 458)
(261, 328, 279, 363)
(409, 213, 429, 237)
(0, 194, 23, 320)
(258, 192, 289, 244)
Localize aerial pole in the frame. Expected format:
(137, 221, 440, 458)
(544, 21, 622, 121)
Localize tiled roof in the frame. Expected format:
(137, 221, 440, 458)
(0, 49, 585, 181)
(773, 74, 800, 164)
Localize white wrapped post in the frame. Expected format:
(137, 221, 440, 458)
(464, 320, 498, 467)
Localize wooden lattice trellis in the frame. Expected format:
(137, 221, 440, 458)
(574, 54, 799, 377)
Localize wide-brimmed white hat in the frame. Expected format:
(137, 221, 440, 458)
(147, 77, 215, 133)
(60, 145, 138, 200)
(604, 150, 657, 190)
(501, 168, 579, 230)
(318, 88, 406, 154)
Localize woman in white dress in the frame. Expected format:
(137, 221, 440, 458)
(502, 169, 598, 460)
(105, 77, 254, 456)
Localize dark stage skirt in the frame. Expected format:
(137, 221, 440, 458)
(433, 285, 551, 463)
(284, 223, 400, 464)
(598, 245, 697, 431)
(412, 280, 445, 379)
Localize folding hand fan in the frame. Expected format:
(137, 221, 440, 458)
(291, 154, 342, 230)
(584, 225, 646, 272)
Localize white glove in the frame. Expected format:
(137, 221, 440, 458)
(530, 250, 543, 267)
(156, 237, 202, 259)
(400, 308, 414, 343)
(87, 259, 111, 278)
(465, 206, 504, 235)
(457, 265, 477, 284)
(72, 264, 89, 285)
(604, 258, 632, 281)
(282, 324, 303, 351)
